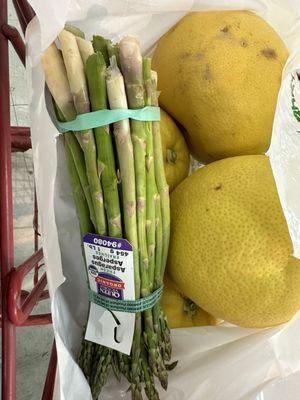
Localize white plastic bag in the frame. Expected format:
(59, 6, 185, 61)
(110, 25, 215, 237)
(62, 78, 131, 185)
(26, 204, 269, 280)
(25, 1, 300, 399)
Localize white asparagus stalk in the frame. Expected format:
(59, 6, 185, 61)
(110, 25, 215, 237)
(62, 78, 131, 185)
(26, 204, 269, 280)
(41, 43, 76, 121)
(59, 29, 107, 235)
(76, 37, 94, 65)
(41, 43, 96, 227)
(58, 30, 90, 114)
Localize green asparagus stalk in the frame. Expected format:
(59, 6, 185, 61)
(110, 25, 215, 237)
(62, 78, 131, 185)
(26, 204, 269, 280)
(54, 105, 94, 236)
(106, 56, 142, 399)
(119, 36, 168, 390)
(141, 344, 159, 400)
(58, 29, 107, 235)
(153, 193, 165, 356)
(107, 42, 121, 68)
(65, 132, 97, 229)
(111, 350, 121, 382)
(141, 63, 169, 360)
(154, 194, 163, 298)
(92, 35, 110, 65)
(90, 347, 112, 399)
(119, 37, 148, 302)
(86, 52, 122, 238)
(151, 71, 172, 362)
(151, 70, 170, 277)
(143, 57, 158, 292)
(64, 132, 94, 236)
(106, 56, 140, 302)
(118, 39, 150, 395)
(41, 43, 96, 228)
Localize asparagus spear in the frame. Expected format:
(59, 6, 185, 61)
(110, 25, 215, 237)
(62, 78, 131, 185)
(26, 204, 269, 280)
(90, 347, 112, 399)
(76, 36, 94, 65)
(119, 36, 168, 390)
(107, 42, 121, 68)
(41, 43, 96, 228)
(55, 105, 94, 236)
(106, 56, 140, 302)
(41, 43, 77, 122)
(119, 37, 148, 303)
(151, 70, 170, 276)
(143, 57, 158, 292)
(58, 29, 107, 235)
(118, 39, 150, 395)
(64, 136, 94, 236)
(86, 52, 122, 238)
(136, 65, 169, 360)
(151, 71, 172, 362)
(99, 41, 134, 386)
(106, 56, 142, 399)
(92, 35, 110, 65)
(141, 344, 159, 400)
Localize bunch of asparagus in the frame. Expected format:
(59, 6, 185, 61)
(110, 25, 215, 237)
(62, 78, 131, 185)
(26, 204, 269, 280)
(41, 26, 174, 400)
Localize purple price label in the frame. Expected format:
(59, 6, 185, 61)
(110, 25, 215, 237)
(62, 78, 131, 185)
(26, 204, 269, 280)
(96, 272, 125, 300)
(84, 233, 132, 251)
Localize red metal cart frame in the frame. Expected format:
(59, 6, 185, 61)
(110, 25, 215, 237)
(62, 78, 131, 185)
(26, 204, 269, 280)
(0, 0, 57, 398)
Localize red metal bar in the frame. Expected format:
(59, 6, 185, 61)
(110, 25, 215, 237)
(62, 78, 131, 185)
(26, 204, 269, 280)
(11, 126, 31, 151)
(0, 1, 58, 398)
(12, 0, 34, 35)
(12, 0, 26, 34)
(33, 188, 40, 284)
(11, 126, 30, 136)
(2, 23, 25, 65)
(0, 0, 17, 398)
(42, 341, 57, 400)
(7, 249, 52, 326)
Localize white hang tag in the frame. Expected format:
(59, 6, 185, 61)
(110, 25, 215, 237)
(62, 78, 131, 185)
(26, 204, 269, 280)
(83, 233, 135, 355)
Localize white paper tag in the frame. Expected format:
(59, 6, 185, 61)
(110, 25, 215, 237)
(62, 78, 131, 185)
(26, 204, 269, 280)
(83, 233, 135, 355)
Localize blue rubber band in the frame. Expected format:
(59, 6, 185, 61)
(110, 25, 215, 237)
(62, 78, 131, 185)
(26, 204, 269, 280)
(55, 106, 160, 133)
(88, 285, 164, 313)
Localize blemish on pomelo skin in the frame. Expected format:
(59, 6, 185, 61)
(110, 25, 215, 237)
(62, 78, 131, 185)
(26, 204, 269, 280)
(214, 184, 222, 191)
(195, 52, 204, 60)
(261, 48, 277, 59)
(240, 39, 248, 47)
(180, 51, 192, 59)
(203, 64, 212, 81)
(220, 26, 230, 33)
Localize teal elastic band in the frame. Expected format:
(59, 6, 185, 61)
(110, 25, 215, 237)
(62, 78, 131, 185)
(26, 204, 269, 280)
(88, 285, 163, 313)
(56, 106, 160, 133)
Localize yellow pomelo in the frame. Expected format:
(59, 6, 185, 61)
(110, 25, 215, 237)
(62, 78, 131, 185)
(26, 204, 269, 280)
(160, 109, 190, 191)
(153, 11, 288, 163)
(162, 275, 219, 328)
(167, 155, 300, 328)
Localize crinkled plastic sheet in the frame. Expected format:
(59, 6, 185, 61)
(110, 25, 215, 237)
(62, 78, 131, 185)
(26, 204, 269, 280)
(25, 1, 300, 399)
